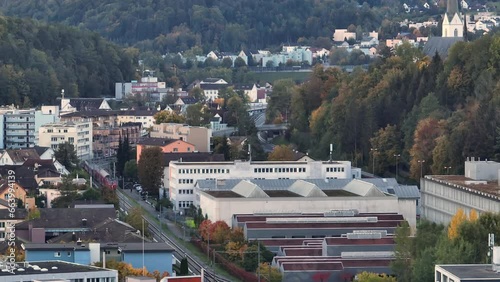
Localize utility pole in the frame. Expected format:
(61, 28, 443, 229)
(370, 148, 378, 175)
(142, 218, 145, 276)
(394, 154, 400, 182)
(257, 241, 261, 282)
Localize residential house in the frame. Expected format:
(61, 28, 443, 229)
(151, 123, 212, 152)
(209, 114, 227, 132)
(0, 147, 53, 166)
(0, 180, 28, 205)
(93, 122, 142, 158)
(136, 138, 196, 162)
(0, 261, 118, 282)
(25, 242, 174, 275)
(0, 200, 28, 242)
(117, 109, 157, 132)
(309, 48, 330, 60)
(234, 83, 258, 102)
(360, 37, 379, 48)
(16, 207, 117, 243)
(38, 121, 93, 160)
(23, 159, 64, 187)
(115, 75, 167, 100)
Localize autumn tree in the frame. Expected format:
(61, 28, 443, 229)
(94, 260, 167, 282)
(267, 145, 295, 161)
(369, 125, 402, 175)
(409, 118, 444, 179)
(211, 220, 231, 244)
(356, 272, 397, 282)
(256, 263, 282, 282)
(185, 103, 211, 126)
(138, 147, 164, 196)
(448, 208, 468, 240)
(153, 110, 186, 124)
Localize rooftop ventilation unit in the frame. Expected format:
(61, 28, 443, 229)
(352, 230, 388, 237)
(324, 209, 359, 217)
(346, 232, 383, 239)
(341, 251, 395, 258)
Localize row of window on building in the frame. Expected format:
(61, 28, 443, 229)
(253, 167, 306, 173)
(326, 167, 345, 172)
(178, 189, 193, 194)
(178, 168, 230, 174)
(178, 200, 193, 208)
(178, 179, 194, 184)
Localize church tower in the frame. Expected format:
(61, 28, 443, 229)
(442, 0, 463, 37)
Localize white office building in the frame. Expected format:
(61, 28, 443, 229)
(167, 160, 362, 211)
(421, 158, 500, 225)
(38, 121, 93, 160)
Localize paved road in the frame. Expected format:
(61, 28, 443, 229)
(117, 189, 232, 282)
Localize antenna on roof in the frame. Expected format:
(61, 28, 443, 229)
(248, 143, 252, 162)
(329, 144, 333, 163)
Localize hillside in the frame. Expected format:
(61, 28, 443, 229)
(0, 16, 136, 106)
(267, 33, 500, 179)
(0, 0, 401, 52)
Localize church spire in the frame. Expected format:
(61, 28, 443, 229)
(446, 0, 459, 18)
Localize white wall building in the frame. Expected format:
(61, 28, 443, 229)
(38, 121, 93, 160)
(333, 29, 357, 42)
(167, 160, 362, 211)
(421, 159, 500, 225)
(115, 75, 167, 100)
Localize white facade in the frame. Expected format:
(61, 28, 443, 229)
(442, 13, 464, 37)
(420, 176, 500, 225)
(38, 121, 93, 160)
(333, 29, 357, 42)
(151, 123, 212, 152)
(167, 160, 361, 210)
(115, 76, 167, 100)
(199, 193, 417, 230)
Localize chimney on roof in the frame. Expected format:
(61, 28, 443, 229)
(72, 232, 76, 242)
(77, 238, 82, 246)
(81, 218, 87, 226)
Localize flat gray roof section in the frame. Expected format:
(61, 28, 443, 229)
(438, 264, 500, 279)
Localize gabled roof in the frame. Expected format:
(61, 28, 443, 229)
(232, 180, 269, 198)
(0, 179, 26, 195)
(199, 84, 226, 90)
(33, 146, 51, 157)
(177, 97, 199, 105)
(4, 148, 40, 164)
(343, 179, 386, 197)
(288, 180, 327, 197)
(48, 218, 142, 243)
(63, 98, 107, 111)
(138, 138, 181, 147)
(17, 208, 117, 230)
(423, 37, 463, 59)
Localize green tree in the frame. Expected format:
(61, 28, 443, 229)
(256, 263, 282, 282)
(123, 160, 138, 181)
(54, 142, 79, 171)
(356, 272, 397, 282)
(369, 125, 402, 175)
(221, 57, 233, 68)
(125, 207, 149, 237)
(212, 136, 231, 161)
(185, 103, 211, 126)
(137, 147, 164, 196)
(391, 221, 413, 282)
(234, 57, 247, 68)
(153, 110, 186, 124)
(179, 258, 189, 275)
(51, 177, 80, 208)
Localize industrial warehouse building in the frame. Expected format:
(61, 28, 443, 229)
(195, 178, 419, 230)
(421, 159, 500, 225)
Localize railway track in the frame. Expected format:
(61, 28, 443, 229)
(117, 192, 231, 282)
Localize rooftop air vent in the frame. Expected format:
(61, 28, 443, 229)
(40, 268, 48, 272)
(51, 266, 58, 270)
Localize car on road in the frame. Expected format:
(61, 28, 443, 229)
(135, 186, 142, 192)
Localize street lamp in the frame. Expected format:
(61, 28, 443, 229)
(444, 166, 452, 175)
(417, 160, 425, 178)
(394, 154, 401, 182)
(370, 148, 378, 175)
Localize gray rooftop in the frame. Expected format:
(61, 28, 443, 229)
(0, 261, 111, 276)
(423, 37, 463, 59)
(438, 264, 500, 279)
(196, 178, 419, 199)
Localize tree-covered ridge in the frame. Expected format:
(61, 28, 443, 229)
(0, 16, 135, 106)
(0, 0, 402, 52)
(271, 33, 500, 178)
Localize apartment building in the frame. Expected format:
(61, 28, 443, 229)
(38, 121, 93, 160)
(0, 105, 59, 149)
(167, 160, 362, 211)
(151, 123, 212, 152)
(93, 123, 142, 158)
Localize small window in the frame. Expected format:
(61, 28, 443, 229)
(67, 251, 71, 257)
(54, 252, 61, 257)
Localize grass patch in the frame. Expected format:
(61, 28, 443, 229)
(251, 71, 311, 83)
(272, 136, 290, 145)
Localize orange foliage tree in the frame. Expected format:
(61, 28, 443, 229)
(198, 219, 230, 244)
(448, 208, 468, 239)
(94, 260, 168, 282)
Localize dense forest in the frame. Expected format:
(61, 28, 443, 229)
(0, 16, 136, 106)
(267, 33, 500, 179)
(0, 0, 438, 53)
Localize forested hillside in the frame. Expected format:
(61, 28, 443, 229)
(0, 0, 406, 52)
(0, 16, 136, 106)
(267, 34, 500, 178)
